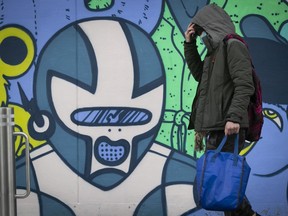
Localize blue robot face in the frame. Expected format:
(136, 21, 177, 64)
(34, 19, 165, 177)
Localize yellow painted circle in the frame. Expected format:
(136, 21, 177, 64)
(0, 27, 35, 77)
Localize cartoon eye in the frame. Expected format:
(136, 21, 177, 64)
(71, 107, 152, 126)
(263, 108, 283, 131)
(0, 26, 35, 77)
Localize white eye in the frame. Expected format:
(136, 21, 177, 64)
(33, 115, 50, 133)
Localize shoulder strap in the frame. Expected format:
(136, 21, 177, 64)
(223, 34, 247, 46)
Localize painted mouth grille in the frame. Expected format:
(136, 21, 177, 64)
(94, 137, 130, 166)
(99, 142, 125, 162)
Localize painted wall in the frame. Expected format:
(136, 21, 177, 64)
(1, 0, 287, 215)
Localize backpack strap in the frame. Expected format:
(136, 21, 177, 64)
(223, 34, 247, 46)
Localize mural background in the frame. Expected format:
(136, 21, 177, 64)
(0, 0, 287, 215)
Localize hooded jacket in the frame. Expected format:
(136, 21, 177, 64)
(184, 4, 254, 131)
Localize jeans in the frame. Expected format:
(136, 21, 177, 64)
(205, 130, 255, 216)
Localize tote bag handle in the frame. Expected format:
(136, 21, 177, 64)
(213, 134, 239, 165)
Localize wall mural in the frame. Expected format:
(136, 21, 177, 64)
(1, 0, 287, 215)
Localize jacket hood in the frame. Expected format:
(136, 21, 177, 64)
(191, 4, 235, 48)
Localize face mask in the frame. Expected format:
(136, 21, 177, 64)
(199, 31, 213, 53)
(199, 31, 207, 44)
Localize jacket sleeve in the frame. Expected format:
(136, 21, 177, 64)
(184, 40, 203, 82)
(226, 39, 255, 124)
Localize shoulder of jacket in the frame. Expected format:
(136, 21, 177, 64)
(226, 38, 246, 48)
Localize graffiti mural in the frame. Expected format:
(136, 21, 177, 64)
(0, 0, 287, 215)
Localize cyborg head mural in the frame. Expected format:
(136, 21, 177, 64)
(33, 18, 165, 185)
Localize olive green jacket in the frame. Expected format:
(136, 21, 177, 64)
(184, 4, 254, 131)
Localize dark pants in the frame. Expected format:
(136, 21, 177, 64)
(205, 130, 255, 216)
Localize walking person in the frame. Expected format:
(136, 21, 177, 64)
(184, 4, 260, 216)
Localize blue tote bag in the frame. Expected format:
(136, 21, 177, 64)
(196, 134, 251, 211)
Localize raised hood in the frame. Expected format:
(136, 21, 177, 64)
(191, 4, 235, 48)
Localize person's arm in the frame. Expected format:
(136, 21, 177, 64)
(225, 40, 255, 127)
(184, 23, 203, 82)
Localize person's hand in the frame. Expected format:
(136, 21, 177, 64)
(224, 121, 240, 136)
(185, 23, 196, 43)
